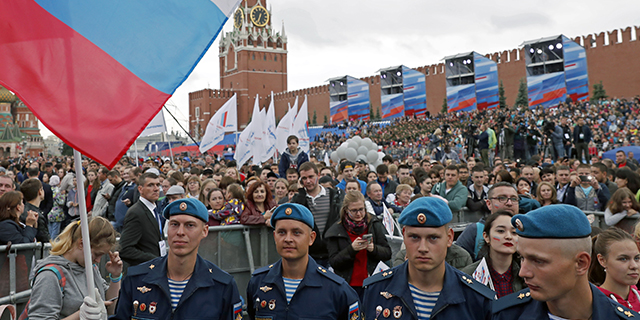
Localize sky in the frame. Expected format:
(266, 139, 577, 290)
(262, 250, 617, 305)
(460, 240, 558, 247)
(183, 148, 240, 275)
(39, 0, 638, 138)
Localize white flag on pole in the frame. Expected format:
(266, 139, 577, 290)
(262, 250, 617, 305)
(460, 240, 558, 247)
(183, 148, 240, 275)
(199, 94, 237, 153)
(382, 204, 394, 235)
(472, 257, 495, 291)
(235, 96, 263, 166)
(255, 107, 269, 163)
(276, 96, 297, 154)
(263, 92, 277, 160)
(292, 95, 310, 153)
(139, 110, 167, 137)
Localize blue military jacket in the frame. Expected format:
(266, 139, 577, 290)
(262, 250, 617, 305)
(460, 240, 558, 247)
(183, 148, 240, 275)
(111, 255, 242, 320)
(362, 261, 495, 320)
(492, 284, 640, 320)
(246, 256, 361, 320)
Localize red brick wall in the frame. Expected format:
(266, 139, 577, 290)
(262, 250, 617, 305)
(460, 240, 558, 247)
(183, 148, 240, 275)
(191, 25, 640, 130)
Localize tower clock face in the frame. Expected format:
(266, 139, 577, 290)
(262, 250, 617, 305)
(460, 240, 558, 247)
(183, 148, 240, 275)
(250, 5, 269, 27)
(233, 8, 243, 29)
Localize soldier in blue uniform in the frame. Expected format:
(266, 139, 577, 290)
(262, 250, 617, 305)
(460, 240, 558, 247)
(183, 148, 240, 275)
(363, 197, 495, 320)
(492, 204, 640, 319)
(246, 203, 361, 320)
(110, 198, 243, 320)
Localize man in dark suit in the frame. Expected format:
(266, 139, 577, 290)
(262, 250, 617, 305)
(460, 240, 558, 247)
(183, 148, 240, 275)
(119, 172, 163, 266)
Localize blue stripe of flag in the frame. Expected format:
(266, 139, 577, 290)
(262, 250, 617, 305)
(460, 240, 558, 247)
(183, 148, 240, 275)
(35, 0, 233, 95)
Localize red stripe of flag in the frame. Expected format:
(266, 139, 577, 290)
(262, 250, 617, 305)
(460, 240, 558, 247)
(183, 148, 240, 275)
(0, 1, 169, 168)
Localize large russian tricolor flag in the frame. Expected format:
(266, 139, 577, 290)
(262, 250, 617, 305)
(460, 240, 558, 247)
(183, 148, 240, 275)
(0, 0, 240, 167)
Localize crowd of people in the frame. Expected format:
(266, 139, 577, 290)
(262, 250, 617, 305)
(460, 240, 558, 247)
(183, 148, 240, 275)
(1, 95, 640, 319)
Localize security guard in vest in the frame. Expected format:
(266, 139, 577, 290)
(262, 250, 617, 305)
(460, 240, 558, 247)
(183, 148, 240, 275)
(363, 197, 495, 319)
(246, 203, 361, 320)
(111, 198, 243, 320)
(493, 204, 640, 319)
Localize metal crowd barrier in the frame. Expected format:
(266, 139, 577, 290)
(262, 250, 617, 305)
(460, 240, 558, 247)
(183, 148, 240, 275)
(2, 208, 632, 308)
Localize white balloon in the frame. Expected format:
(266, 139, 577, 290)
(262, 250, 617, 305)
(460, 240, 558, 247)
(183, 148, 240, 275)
(378, 152, 385, 160)
(345, 148, 358, 161)
(337, 146, 347, 159)
(367, 150, 378, 163)
(330, 151, 340, 163)
(348, 140, 359, 149)
(362, 137, 372, 146)
(352, 136, 363, 143)
(357, 146, 369, 156)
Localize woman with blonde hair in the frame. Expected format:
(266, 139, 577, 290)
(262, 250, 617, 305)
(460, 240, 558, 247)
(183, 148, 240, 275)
(605, 188, 640, 233)
(198, 178, 217, 207)
(185, 175, 201, 198)
(386, 184, 413, 209)
(26, 216, 122, 319)
(274, 178, 289, 204)
(0, 191, 38, 245)
(536, 181, 559, 207)
(325, 191, 391, 300)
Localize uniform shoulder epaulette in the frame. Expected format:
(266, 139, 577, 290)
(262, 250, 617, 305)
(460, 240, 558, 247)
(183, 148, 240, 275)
(605, 295, 640, 319)
(458, 273, 497, 300)
(252, 264, 274, 276)
(363, 268, 397, 287)
(316, 265, 343, 284)
(492, 289, 532, 313)
(204, 260, 233, 284)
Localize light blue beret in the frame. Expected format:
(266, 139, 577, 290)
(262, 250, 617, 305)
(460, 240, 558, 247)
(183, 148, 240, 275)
(271, 203, 314, 229)
(398, 197, 452, 227)
(511, 204, 591, 238)
(163, 198, 208, 222)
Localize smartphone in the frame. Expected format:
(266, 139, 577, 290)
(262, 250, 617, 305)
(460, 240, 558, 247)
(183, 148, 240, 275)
(107, 296, 118, 302)
(579, 175, 591, 182)
(362, 234, 373, 242)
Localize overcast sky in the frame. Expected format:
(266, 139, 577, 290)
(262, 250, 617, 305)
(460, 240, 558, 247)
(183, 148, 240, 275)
(40, 0, 638, 138)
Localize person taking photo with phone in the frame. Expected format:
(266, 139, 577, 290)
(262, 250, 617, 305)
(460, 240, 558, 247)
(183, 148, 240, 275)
(566, 163, 610, 211)
(325, 191, 392, 300)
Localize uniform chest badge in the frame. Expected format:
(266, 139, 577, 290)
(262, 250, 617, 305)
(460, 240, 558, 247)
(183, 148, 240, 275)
(137, 286, 152, 293)
(383, 308, 391, 318)
(380, 292, 393, 299)
(149, 302, 157, 314)
(393, 306, 402, 318)
(268, 299, 276, 310)
(139, 303, 146, 312)
(260, 300, 267, 308)
(260, 286, 273, 292)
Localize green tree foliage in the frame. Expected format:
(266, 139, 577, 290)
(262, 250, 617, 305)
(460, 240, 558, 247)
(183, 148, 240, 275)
(312, 110, 317, 125)
(61, 143, 73, 156)
(499, 80, 507, 108)
(591, 81, 608, 102)
(323, 115, 328, 124)
(441, 97, 448, 114)
(515, 78, 529, 108)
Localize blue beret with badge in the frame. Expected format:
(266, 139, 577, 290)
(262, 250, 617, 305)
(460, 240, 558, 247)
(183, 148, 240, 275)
(398, 196, 452, 227)
(511, 204, 591, 238)
(270, 203, 314, 229)
(163, 198, 208, 222)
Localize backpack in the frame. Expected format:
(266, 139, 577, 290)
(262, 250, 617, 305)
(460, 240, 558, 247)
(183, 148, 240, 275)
(18, 264, 67, 320)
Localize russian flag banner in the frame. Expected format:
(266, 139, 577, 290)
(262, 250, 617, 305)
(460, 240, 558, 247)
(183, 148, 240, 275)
(0, 0, 240, 167)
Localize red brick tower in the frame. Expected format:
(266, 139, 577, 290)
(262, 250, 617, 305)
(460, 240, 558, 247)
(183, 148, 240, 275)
(218, 0, 287, 127)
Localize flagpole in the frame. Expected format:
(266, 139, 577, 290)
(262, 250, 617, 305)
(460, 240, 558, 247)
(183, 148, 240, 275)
(73, 149, 96, 300)
(168, 140, 174, 164)
(163, 105, 199, 147)
(134, 140, 139, 167)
